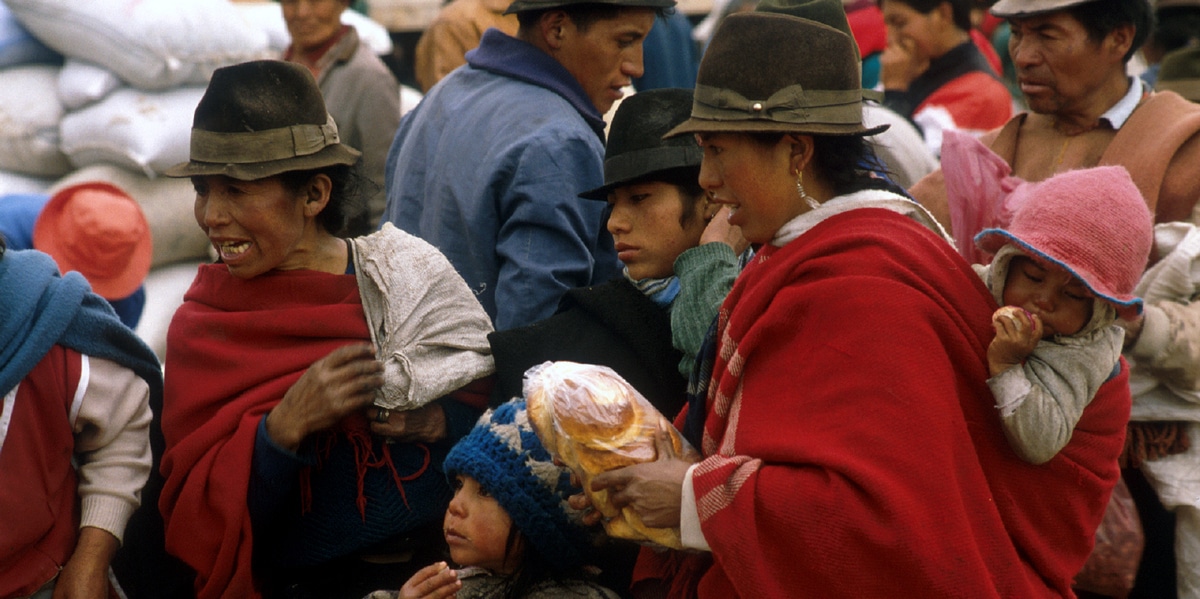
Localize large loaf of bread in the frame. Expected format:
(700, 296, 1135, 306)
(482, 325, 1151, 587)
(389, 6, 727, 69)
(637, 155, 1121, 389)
(523, 361, 689, 549)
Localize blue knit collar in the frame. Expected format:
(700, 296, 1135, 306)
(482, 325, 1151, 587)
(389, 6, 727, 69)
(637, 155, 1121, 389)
(0, 249, 161, 399)
(466, 29, 606, 139)
(624, 268, 680, 308)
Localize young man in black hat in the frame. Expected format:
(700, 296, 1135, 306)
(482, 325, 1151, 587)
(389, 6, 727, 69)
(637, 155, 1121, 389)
(380, 0, 672, 333)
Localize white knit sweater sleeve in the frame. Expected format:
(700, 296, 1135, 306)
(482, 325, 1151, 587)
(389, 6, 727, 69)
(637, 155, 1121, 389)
(73, 356, 152, 543)
(1129, 300, 1200, 392)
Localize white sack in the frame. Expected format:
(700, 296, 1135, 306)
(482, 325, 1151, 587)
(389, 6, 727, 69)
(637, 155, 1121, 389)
(57, 59, 123, 110)
(233, 1, 394, 55)
(342, 9, 394, 55)
(0, 64, 71, 177)
(60, 86, 205, 179)
(5, 0, 272, 90)
(52, 164, 210, 269)
(0, 169, 52, 195)
(135, 260, 204, 361)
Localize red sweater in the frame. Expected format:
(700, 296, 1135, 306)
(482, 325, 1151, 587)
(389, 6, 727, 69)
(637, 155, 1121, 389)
(0, 347, 82, 597)
(642, 208, 1127, 597)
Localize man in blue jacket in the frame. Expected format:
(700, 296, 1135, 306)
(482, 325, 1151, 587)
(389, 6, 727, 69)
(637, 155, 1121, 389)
(381, 0, 671, 331)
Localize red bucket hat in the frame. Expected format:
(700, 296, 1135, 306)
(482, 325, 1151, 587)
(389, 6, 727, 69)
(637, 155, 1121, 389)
(33, 182, 153, 300)
(974, 166, 1152, 319)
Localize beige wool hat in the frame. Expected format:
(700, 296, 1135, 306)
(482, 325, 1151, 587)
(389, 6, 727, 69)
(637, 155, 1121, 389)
(165, 60, 360, 181)
(990, 0, 1094, 18)
(665, 12, 887, 138)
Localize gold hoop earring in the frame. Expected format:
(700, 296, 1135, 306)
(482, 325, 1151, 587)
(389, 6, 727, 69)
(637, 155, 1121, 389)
(796, 171, 820, 211)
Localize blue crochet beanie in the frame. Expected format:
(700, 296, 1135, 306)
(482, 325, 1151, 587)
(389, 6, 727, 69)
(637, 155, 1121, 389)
(444, 399, 591, 572)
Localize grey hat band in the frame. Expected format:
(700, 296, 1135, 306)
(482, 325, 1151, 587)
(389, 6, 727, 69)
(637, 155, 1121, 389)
(189, 115, 342, 165)
(693, 83, 864, 125)
(604, 145, 702, 184)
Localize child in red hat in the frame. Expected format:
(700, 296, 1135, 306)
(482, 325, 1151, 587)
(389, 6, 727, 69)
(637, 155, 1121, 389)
(973, 165, 1153, 464)
(0, 182, 152, 329)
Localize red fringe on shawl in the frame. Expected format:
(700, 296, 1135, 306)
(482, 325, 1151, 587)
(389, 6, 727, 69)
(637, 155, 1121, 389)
(299, 415, 432, 518)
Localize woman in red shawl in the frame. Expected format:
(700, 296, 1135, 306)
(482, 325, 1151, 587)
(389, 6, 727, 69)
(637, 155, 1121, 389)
(586, 11, 1130, 599)
(159, 60, 495, 599)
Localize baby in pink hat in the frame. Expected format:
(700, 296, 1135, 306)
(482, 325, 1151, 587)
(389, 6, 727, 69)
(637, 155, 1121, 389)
(973, 166, 1153, 464)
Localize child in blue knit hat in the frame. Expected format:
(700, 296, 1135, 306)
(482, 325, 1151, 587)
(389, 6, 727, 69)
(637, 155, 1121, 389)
(364, 399, 619, 599)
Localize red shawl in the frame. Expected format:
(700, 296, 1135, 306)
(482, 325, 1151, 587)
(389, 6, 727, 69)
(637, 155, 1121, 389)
(641, 209, 1128, 598)
(160, 265, 370, 599)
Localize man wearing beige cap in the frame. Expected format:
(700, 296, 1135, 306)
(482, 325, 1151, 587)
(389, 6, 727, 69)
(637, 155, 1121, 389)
(913, 0, 1200, 230)
(0, 182, 152, 329)
(909, 0, 1200, 596)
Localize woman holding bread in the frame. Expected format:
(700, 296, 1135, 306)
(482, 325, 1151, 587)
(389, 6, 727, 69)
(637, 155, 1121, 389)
(587, 11, 1131, 599)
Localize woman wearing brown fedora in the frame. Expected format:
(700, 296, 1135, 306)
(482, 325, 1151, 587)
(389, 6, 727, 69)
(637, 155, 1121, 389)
(583, 11, 1130, 598)
(157, 60, 495, 599)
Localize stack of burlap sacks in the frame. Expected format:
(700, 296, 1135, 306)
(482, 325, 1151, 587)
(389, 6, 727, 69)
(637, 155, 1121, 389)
(0, 0, 406, 359)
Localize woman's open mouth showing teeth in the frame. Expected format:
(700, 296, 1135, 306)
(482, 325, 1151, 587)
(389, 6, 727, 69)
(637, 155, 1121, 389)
(219, 241, 251, 258)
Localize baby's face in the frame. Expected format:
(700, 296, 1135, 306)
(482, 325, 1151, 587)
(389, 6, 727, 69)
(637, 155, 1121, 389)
(1002, 256, 1094, 337)
(444, 474, 518, 574)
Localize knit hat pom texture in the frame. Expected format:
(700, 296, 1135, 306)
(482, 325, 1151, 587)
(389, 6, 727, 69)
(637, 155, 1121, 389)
(974, 165, 1152, 317)
(444, 399, 591, 572)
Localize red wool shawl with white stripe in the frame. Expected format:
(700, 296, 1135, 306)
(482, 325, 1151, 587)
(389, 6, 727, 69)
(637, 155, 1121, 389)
(661, 208, 1128, 598)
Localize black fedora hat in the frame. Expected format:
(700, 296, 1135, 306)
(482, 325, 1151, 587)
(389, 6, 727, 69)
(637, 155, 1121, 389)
(666, 12, 888, 138)
(165, 60, 361, 181)
(580, 88, 701, 201)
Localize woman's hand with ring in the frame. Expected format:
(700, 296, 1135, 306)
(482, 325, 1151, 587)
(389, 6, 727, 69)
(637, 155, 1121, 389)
(373, 407, 391, 424)
(369, 402, 448, 443)
(266, 343, 383, 451)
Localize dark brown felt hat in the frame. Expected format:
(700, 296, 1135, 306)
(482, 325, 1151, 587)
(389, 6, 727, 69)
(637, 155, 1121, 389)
(665, 12, 888, 138)
(754, 0, 858, 57)
(165, 60, 360, 181)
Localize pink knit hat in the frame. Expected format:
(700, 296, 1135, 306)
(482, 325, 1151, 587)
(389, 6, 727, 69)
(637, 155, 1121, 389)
(974, 166, 1152, 319)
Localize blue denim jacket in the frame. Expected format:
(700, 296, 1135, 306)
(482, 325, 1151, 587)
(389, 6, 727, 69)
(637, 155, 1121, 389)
(382, 30, 620, 331)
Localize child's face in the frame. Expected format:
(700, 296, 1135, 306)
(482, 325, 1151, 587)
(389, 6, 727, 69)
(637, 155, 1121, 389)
(1002, 255, 1094, 337)
(606, 181, 708, 280)
(444, 474, 519, 574)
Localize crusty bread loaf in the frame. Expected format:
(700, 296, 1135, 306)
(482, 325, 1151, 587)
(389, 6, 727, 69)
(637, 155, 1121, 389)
(524, 361, 687, 549)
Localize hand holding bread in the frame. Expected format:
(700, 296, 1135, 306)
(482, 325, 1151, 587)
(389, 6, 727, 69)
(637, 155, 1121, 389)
(524, 361, 694, 549)
(988, 306, 1043, 376)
